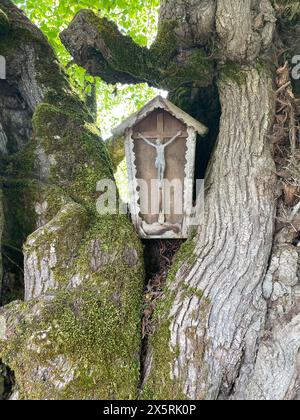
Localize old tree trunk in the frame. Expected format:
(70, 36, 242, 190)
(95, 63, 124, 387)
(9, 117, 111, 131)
(1, 0, 300, 400)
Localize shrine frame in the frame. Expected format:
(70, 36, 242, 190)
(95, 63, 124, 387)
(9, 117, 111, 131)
(113, 96, 208, 239)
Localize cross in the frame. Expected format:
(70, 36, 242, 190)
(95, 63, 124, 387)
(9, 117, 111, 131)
(133, 111, 186, 141)
(135, 112, 183, 225)
(137, 131, 182, 184)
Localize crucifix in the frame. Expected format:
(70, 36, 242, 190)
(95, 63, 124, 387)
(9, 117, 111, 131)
(137, 131, 182, 186)
(137, 111, 182, 224)
(114, 95, 208, 238)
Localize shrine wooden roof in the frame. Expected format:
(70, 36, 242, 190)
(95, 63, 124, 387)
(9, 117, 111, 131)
(112, 95, 208, 138)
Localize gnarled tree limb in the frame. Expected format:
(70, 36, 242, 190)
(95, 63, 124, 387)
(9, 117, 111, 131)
(60, 10, 154, 86)
(60, 7, 215, 91)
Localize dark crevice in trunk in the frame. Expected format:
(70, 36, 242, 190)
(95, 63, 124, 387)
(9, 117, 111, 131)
(292, 232, 300, 247)
(0, 79, 33, 306)
(168, 82, 221, 185)
(0, 80, 32, 154)
(139, 239, 183, 389)
(219, 346, 247, 400)
(193, 84, 221, 181)
(0, 250, 24, 305)
(0, 361, 15, 400)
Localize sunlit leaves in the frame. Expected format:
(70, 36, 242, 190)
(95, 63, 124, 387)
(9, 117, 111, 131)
(16, 0, 160, 49)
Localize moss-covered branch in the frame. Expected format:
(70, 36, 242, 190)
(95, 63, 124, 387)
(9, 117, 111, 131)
(60, 10, 214, 91)
(60, 10, 156, 86)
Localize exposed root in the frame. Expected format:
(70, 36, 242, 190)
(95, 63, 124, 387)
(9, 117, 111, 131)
(272, 61, 300, 240)
(273, 61, 300, 154)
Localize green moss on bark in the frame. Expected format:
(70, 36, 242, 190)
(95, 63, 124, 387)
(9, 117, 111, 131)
(162, 48, 214, 90)
(142, 287, 210, 400)
(99, 17, 152, 81)
(63, 11, 214, 92)
(2, 180, 36, 247)
(219, 62, 247, 86)
(107, 136, 125, 170)
(151, 20, 179, 66)
(32, 101, 114, 209)
(0, 213, 144, 399)
(141, 290, 186, 400)
(168, 234, 197, 282)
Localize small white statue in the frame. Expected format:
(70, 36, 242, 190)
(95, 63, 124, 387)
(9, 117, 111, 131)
(138, 131, 182, 186)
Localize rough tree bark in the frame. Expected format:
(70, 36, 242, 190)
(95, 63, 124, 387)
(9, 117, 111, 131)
(165, 69, 277, 400)
(0, 0, 299, 400)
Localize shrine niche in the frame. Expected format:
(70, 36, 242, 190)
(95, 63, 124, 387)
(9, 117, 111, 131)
(113, 96, 208, 239)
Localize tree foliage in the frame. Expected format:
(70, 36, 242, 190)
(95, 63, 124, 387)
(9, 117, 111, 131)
(15, 0, 161, 137)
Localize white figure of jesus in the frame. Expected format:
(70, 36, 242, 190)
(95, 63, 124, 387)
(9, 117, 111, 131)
(138, 131, 182, 185)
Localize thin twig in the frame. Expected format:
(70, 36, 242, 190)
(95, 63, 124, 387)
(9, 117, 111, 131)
(2, 242, 23, 253)
(1, 251, 24, 274)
